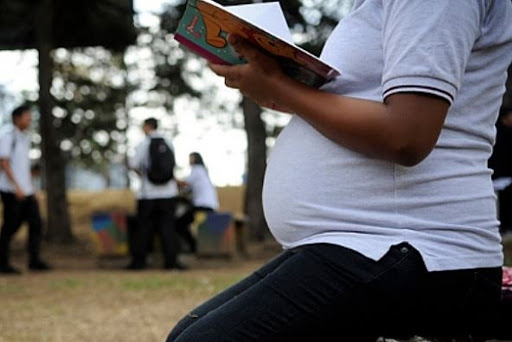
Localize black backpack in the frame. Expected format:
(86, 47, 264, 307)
(146, 137, 175, 184)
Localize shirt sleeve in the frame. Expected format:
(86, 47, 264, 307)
(381, 0, 485, 104)
(129, 140, 147, 170)
(0, 132, 13, 159)
(187, 166, 200, 185)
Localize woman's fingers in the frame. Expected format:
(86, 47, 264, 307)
(208, 63, 242, 89)
(227, 34, 261, 63)
(208, 62, 236, 78)
(224, 78, 239, 89)
(208, 35, 285, 104)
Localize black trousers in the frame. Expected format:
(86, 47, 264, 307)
(0, 192, 43, 266)
(167, 243, 502, 342)
(133, 197, 179, 267)
(175, 201, 212, 251)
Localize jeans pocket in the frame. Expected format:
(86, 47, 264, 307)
(371, 242, 425, 278)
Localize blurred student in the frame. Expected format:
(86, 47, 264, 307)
(0, 105, 51, 275)
(176, 152, 219, 253)
(167, 1, 512, 341)
(489, 106, 512, 235)
(127, 117, 186, 271)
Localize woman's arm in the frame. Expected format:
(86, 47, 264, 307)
(210, 35, 449, 167)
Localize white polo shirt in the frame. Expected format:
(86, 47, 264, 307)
(129, 131, 179, 200)
(0, 127, 34, 195)
(262, 0, 512, 271)
(186, 164, 219, 210)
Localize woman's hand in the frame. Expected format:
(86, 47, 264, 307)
(208, 35, 293, 112)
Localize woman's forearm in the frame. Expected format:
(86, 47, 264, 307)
(209, 35, 450, 166)
(273, 76, 449, 166)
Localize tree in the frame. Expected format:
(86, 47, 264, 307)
(36, 0, 73, 243)
(242, 97, 267, 240)
(52, 48, 131, 184)
(0, 0, 136, 243)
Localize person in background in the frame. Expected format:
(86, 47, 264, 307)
(167, 1, 512, 341)
(0, 105, 51, 275)
(176, 152, 219, 254)
(489, 106, 512, 235)
(127, 117, 186, 271)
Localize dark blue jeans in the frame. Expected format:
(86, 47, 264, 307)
(166, 242, 502, 342)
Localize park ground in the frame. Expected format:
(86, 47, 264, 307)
(0, 189, 281, 342)
(0, 239, 280, 342)
(0, 189, 511, 342)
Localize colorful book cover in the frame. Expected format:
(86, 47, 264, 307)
(174, 0, 341, 88)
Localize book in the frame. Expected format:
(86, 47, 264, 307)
(174, 0, 341, 88)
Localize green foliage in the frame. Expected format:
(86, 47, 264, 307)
(147, 1, 201, 102)
(0, 85, 13, 127)
(50, 47, 131, 170)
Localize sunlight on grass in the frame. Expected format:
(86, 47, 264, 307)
(0, 267, 260, 342)
(0, 280, 28, 294)
(50, 279, 82, 289)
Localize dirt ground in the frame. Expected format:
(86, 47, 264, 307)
(0, 236, 282, 342)
(3, 240, 512, 342)
(3, 234, 511, 342)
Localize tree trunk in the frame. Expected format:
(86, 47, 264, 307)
(36, 0, 74, 243)
(242, 96, 269, 241)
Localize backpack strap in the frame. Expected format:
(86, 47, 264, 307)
(143, 137, 156, 175)
(140, 137, 155, 197)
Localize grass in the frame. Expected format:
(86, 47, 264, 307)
(1, 235, 509, 342)
(0, 251, 272, 342)
(0, 185, 274, 342)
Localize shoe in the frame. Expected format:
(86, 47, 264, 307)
(28, 260, 52, 271)
(164, 261, 189, 271)
(0, 264, 22, 275)
(125, 261, 147, 271)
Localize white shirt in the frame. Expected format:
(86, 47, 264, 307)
(262, 0, 512, 271)
(129, 131, 178, 200)
(0, 127, 34, 195)
(186, 164, 219, 210)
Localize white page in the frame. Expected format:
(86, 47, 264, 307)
(224, 2, 294, 44)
